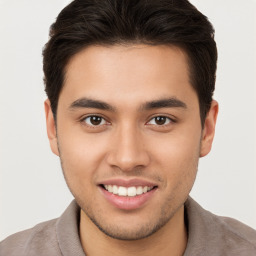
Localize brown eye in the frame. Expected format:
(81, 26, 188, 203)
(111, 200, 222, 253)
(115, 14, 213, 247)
(148, 116, 172, 126)
(83, 116, 106, 126)
(155, 116, 167, 125)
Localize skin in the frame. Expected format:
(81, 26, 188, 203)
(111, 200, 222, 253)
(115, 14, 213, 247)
(45, 44, 218, 256)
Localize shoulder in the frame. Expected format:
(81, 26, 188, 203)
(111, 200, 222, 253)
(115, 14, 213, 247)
(185, 197, 256, 255)
(0, 200, 83, 256)
(0, 218, 62, 256)
(214, 215, 256, 251)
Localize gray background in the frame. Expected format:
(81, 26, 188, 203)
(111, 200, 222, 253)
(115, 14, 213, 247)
(0, 0, 255, 240)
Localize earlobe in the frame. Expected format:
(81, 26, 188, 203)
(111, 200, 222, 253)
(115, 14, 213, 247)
(44, 99, 59, 156)
(200, 100, 219, 157)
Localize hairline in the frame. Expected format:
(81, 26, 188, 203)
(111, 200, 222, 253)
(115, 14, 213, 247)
(53, 42, 205, 125)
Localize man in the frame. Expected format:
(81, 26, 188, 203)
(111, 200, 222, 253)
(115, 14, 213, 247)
(1, 0, 255, 255)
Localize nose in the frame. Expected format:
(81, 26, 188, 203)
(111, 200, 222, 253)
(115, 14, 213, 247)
(106, 124, 150, 172)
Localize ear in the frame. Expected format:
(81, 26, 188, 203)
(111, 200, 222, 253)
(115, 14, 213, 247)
(200, 100, 219, 157)
(44, 99, 59, 156)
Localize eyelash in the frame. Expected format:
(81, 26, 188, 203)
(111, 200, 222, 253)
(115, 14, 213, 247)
(81, 115, 109, 128)
(80, 115, 175, 128)
(146, 116, 175, 126)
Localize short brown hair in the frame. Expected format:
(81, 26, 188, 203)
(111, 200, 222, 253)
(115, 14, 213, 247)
(43, 0, 217, 126)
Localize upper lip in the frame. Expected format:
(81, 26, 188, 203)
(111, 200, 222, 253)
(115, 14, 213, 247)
(98, 178, 158, 187)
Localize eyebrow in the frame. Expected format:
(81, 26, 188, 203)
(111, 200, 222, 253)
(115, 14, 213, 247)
(69, 97, 187, 112)
(69, 98, 116, 111)
(141, 97, 187, 110)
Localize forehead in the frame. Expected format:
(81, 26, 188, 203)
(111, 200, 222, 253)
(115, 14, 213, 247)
(60, 44, 197, 110)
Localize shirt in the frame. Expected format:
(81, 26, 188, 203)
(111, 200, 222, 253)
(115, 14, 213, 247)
(1, 197, 256, 255)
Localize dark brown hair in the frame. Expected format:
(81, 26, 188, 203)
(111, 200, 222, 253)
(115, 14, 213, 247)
(43, 0, 217, 126)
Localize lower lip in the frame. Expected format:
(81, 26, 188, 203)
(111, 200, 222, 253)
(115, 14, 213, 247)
(99, 186, 157, 210)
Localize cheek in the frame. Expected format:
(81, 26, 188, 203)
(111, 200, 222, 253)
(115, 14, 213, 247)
(150, 130, 201, 163)
(57, 131, 105, 182)
(57, 135, 101, 204)
(149, 129, 201, 185)
(60, 140, 89, 167)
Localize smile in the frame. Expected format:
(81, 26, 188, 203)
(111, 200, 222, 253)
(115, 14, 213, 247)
(103, 185, 154, 197)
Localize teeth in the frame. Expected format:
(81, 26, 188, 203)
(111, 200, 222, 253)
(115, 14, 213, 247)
(127, 187, 136, 197)
(103, 185, 154, 197)
(113, 185, 118, 194)
(136, 186, 143, 195)
(118, 186, 127, 196)
(108, 185, 113, 193)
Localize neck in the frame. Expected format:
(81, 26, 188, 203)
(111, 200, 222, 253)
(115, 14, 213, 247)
(79, 206, 187, 256)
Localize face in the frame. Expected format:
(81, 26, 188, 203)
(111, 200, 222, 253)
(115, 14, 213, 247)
(45, 44, 218, 240)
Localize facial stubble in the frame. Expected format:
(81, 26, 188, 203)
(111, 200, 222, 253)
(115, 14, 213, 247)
(57, 138, 200, 241)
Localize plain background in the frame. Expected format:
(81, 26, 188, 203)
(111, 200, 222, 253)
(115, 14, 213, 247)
(0, 0, 255, 241)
